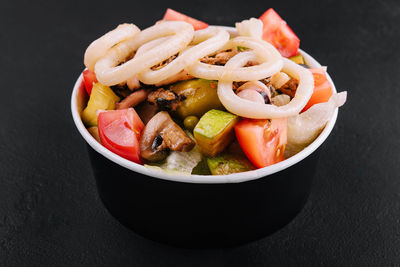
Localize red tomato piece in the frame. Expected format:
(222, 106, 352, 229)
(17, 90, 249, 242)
(163, 8, 208, 30)
(259, 8, 300, 58)
(302, 68, 333, 112)
(83, 69, 98, 95)
(235, 118, 287, 168)
(98, 108, 144, 164)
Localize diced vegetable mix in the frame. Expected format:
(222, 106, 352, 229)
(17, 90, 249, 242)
(194, 109, 239, 157)
(171, 79, 223, 118)
(80, 8, 346, 176)
(82, 83, 120, 126)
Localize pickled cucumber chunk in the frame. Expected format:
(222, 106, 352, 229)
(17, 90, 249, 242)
(171, 79, 224, 118)
(193, 109, 239, 157)
(82, 83, 120, 126)
(191, 157, 212, 175)
(289, 54, 305, 65)
(207, 154, 254, 175)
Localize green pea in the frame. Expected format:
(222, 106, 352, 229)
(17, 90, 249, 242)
(184, 116, 199, 131)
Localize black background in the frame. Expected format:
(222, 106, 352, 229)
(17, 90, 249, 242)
(1, 0, 399, 266)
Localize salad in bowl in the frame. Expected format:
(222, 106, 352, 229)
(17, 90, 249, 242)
(71, 8, 347, 247)
(75, 8, 346, 177)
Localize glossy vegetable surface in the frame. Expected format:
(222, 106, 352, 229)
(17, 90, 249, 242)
(235, 118, 287, 168)
(83, 69, 97, 95)
(302, 68, 333, 112)
(82, 83, 120, 126)
(194, 109, 239, 157)
(207, 153, 254, 175)
(98, 108, 144, 164)
(289, 54, 305, 65)
(183, 115, 199, 131)
(171, 79, 224, 119)
(259, 8, 300, 58)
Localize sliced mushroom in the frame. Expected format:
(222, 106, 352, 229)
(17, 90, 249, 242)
(140, 111, 195, 161)
(147, 88, 182, 111)
(200, 49, 239, 65)
(135, 101, 159, 125)
(116, 89, 148, 110)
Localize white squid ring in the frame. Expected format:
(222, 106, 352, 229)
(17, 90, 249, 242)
(217, 56, 314, 119)
(94, 21, 194, 86)
(185, 36, 283, 81)
(84, 23, 140, 71)
(137, 26, 230, 84)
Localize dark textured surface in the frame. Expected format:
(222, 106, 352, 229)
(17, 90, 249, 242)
(1, 0, 399, 266)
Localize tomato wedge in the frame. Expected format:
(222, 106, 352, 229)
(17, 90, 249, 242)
(98, 108, 144, 164)
(302, 68, 333, 112)
(235, 118, 287, 168)
(163, 8, 208, 30)
(83, 69, 98, 95)
(259, 8, 300, 58)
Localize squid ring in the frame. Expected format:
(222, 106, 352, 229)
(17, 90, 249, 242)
(217, 56, 314, 119)
(185, 36, 283, 81)
(84, 23, 140, 71)
(94, 21, 194, 86)
(137, 27, 230, 84)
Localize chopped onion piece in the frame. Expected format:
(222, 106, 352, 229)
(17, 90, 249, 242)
(235, 18, 263, 39)
(285, 92, 347, 157)
(145, 145, 202, 174)
(272, 94, 291, 106)
(271, 72, 290, 89)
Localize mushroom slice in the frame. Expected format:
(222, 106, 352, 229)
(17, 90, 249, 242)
(147, 88, 182, 111)
(140, 111, 195, 161)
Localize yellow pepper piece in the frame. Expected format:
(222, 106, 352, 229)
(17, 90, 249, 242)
(82, 83, 120, 126)
(289, 54, 305, 65)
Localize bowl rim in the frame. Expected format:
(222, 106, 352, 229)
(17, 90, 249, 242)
(71, 27, 338, 184)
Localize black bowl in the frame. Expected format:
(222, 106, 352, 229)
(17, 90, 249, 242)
(71, 49, 339, 248)
(88, 144, 319, 248)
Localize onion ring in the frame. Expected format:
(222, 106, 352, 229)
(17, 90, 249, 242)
(217, 57, 314, 119)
